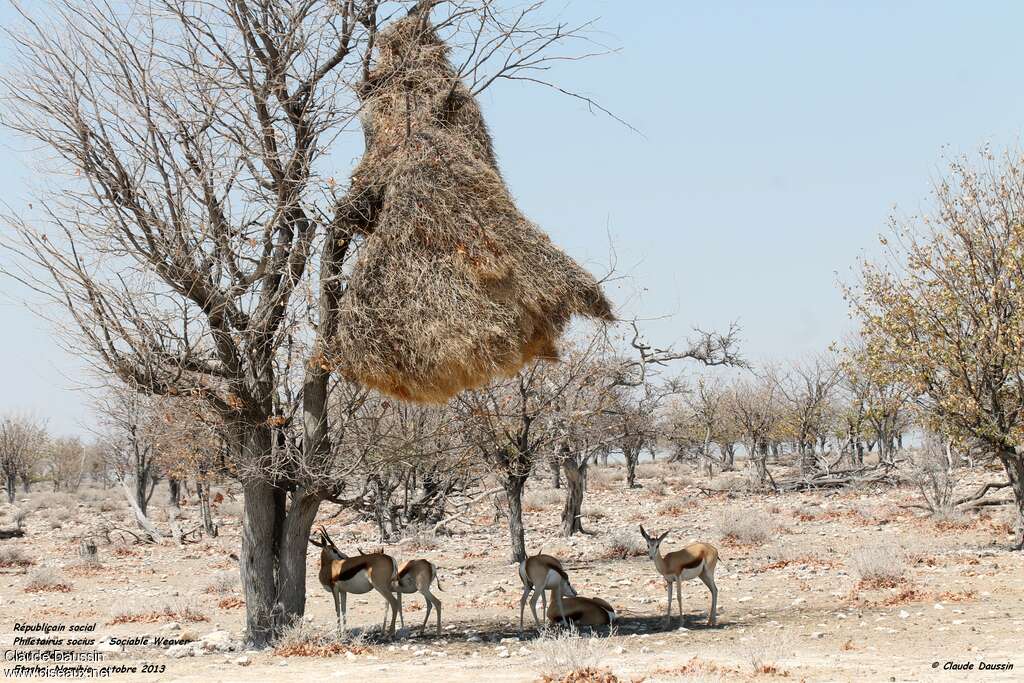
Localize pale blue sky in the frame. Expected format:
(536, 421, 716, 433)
(3, 1, 1024, 436)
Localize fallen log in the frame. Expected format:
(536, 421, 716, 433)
(0, 527, 26, 540)
(955, 481, 1011, 507)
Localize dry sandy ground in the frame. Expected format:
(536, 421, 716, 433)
(1, 461, 1022, 682)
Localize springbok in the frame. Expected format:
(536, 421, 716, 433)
(309, 526, 401, 636)
(639, 525, 721, 627)
(518, 553, 575, 632)
(394, 559, 443, 635)
(546, 595, 616, 627)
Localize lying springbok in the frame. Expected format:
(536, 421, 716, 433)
(639, 525, 721, 627)
(518, 553, 575, 632)
(309, 527, 401, 636)
(394, 559, 443, 635)
(546, 595, 616, 627)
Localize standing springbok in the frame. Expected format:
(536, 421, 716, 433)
(546, 595, 616, 627)
(639, 525, 721, 627)
(518, 553, 575, 632)
(394, 559, 443, 635)
(309, 526, 401, 636)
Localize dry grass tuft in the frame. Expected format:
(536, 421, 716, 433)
(656, 499, 685, 516)
(65, 558, 104, 577)
(599, 530, 646, 560)
(204, 571, 239, 595)
(716, 509, 775, 546)
(217, 597, 245, 609)
(402, 525, 439, 550)
(110, 601, 208, 625)
(524, 489, 561, 512)
(0, 546, 34, 568)
(534, 626, 614, 680)
(539, 668, 621, 683)
(587, 468, 624, 491)
(849, 546, 907, 589)
(110, 545, 139, 559)
(24, 569, 72, 593)
(273, 622, 368, 658)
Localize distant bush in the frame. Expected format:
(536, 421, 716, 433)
(523, 488, 561, 512)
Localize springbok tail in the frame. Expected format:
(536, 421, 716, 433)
(433, 562, 444, 591)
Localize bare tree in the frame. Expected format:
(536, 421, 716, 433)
(0, 415, 47, 504)
(45, 436, 89, 492)
(456, 335, 612, 556)
(94, 388, 165, 521)
(770, 356, 840, 476)
(724, 377, 780, 488)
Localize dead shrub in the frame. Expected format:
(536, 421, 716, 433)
(849, 546, 907, 589)
(110, 600, 208, 624)
(217, 597, 245, 609)
(644, 480, 668, 497)
(656, 499, 685, 516)
(587, 468, 624, 491)
(11, 507, 29, 528)
(403, 525, 438, 550)
(582, 505, 606, 520)
(32, 492, 77, 512)
(523, 488, 561, 512)
(24, 568, 72, 593)
(539, 669, 621, 683)
(932, 509, 972, 531)
(716, 509, 774, 546)
(534, 626, 614, 681)
(204, 571, 240, 595)
(65, 558, 104, 577)
(273, 622, 368, 657)
(0, 547, 34, 568)
(600, 530, 646, 560)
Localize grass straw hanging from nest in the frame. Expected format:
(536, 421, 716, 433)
(329, 13, 614, 403)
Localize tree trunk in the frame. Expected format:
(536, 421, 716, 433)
(4, 474, 15, 504)
(550, 457, 561, 489)
(561, 458, 586, 537)
(996, 449, 1024, 550)
(168, 478, 181, 509)
(197, 481, 217, 537)
(624, 447, 640, 488)
(503, 472, 528, 563)
(722, 444, 735, 471)
(238, 422, 324, 647)
(20, 474, 30, 493)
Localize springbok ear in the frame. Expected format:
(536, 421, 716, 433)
(658, 530, 670, 543)
(309, 535, 324, 547)
(639, 525, 649, 540)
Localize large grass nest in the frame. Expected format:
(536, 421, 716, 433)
(330, 14, 613, 403)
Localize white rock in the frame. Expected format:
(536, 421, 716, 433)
(233, 656, 251, 666)
(199, 630, 235, 653)
(166, 644, 194, 659)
